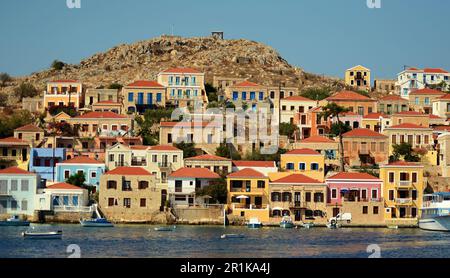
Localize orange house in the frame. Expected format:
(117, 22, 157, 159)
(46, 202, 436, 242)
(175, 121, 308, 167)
(44, 80, 83, 109)
(324, 91, 377, 116)
(342, 128, 389, 166)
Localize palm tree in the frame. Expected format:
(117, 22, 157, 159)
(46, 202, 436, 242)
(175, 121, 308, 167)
(320, 103, 350, 172)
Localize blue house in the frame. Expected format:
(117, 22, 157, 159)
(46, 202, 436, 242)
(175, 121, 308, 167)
(55, 156, 105, 190)
(29, 148, 66, 182)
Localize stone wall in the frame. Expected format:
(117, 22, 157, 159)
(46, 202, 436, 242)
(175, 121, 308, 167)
(173, 206, 224, 225)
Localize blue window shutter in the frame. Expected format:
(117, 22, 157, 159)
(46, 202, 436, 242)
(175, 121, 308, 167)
(128, 92, 134, 102)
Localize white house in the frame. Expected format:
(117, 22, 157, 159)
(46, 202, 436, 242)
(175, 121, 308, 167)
(168, 167, 220, 207)
(35, 182, 89, 213)
(396, 67, 450, 98)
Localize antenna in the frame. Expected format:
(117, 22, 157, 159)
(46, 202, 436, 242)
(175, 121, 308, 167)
(171, 25, 174, 36)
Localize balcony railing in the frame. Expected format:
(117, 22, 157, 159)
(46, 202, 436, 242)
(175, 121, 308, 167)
(158, 162, 172, 168)
(395, 198, 413, 205)
(398, 181, 412, 187)
(131, 160, 147, 166)
(115, 161, 129, 167)
(53, 205, 92, 213)
(232, 204, 269, 210)
(0, 190, 11, 196)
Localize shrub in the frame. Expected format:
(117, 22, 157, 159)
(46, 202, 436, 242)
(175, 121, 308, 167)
(0, 72, 12, 87)
(51, 60, 66, 70)
(14, 83, 38, 100)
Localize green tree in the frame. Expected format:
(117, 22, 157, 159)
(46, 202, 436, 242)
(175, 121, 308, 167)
(0, 110, 33, 138)
(108, 83, 123, 90)
(329, 122, 352, 137)
(215, 142, 241, 160)
(205, 83, 218, 102)
(391, 142, 420, 162)
(135, 108, 174, 145)
(174, 141, 197, 158)
(301, 87, 331, 101)
(279, 122, 299, 139)
(48, 104, 77, 117)
(244, 148, 286, 163)
(320, 103, 350, 172)
(51, 60, 66, 70)
(0, 93, 8, 107)
(14, 83, 38, 100)
(66, 172, 86, 187)
(0, 72, 12, 87)
(195, 178, 228, 204)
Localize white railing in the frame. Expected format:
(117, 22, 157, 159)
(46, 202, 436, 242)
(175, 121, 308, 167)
(398, 181, 412, 187)
(53, 205, 92, 213)
(395, 198, 413, 205)
(232, 204, 269, 210)
(0, 190, 11, 196)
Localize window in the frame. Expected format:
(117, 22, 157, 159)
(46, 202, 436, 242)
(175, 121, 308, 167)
(91, 171, 97, 178)
(412, 190, 417, 200)
(250, 92, 255, 100)
(286, 163, 294, 170)
(314, 193, 324, 202)
(64, 170, 71, 179)
(373, 206, 379, 214)
(108, 198, 115, 206)
(138, 181, 149, 190)
(242, 92, 247, 100)
(107, 180, 117, 189)
(257, 180, 265, 189)
(299, 163, 306, 171)
(21, 180, 29, 191)
(311, 163, 319, 171)
(400, 172, 409, 181)
(362, 206, 368, 214)
(372, 189, 378, 199)
(424, 135, 429, 144)
(389, 190, 394, 201)
(152, 155, 157, 163)
(21, 200, 28, 211)
(233, 92, 239, 101)
(123, 198, 131, 208)
(109, 154, 114, 162)
(11, 180, 18, 191)
(140, 198, 146, 207)
(259, 92, 264, 100)
(122, 181, 132, 191)
(173, 155, 178, 163)
(11, 200, 17, 211)
(412, 172, 417, 183)
(305, 192, 311, 202)
(156, 93, 162, 102)
(389, 172, 395, 183)
(128, 92, 134, 102)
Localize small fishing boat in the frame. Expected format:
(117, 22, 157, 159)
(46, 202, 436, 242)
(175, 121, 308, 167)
(153, 226, 176, 232)
(387, 225, 399, 229)
(280, 216, 294, 229)
(0, 215, 30, 227)
(301, 223, 314, 229)
(80, 218, 113, 227)
(247, 218, 262, 229)
(22, 230, 63, 240)
(220, 234, 245, 239)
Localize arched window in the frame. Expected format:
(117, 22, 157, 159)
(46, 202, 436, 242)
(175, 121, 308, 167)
(271, 192, 281, 202)
(272, 209, 281, 217)
(282, 192, 292, 202)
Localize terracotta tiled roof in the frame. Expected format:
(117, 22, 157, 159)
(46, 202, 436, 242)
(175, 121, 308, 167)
(272, 174, 322, 184)
(227, 168, 266, 178)
(327, 172, 380, 180)
(283, 96, 314, 101)
(232, 161, 276, 168)
(409, 88, 445, 95)
(340, 111, 359, 116)
(285, 148, 321, 155)
(388, 123, 430, 129)
(60, 156, 104, 164)
(383, 161, 423, 167)
(0, 167, 35, 175)
(379, 95, 406, 101)
(74, 111, 127, 119)
(299, 136, 335, 143)
(14, 124, 43, 132)
(233, 81, 261, 87)
(46, 182, 83, 190)
(160, 121, 221, 127)
(105, 167, 153, 176)
(185, 154, 231, 161)
(149, 145, 180, 151)
(129, 145, 150, 150)
(342, 128, 386, 138)
(438, 94, 450, 100)
(326, 91, 373, 101)
(169, 167, 220, 179)
(423, 68, 449, 74)
(0, 137, 30, 145)
(363, 113, 390, 119)
(394, 111, 426, 116)
(126, 80, 164, 87)
(161, 67, 201, 74)
(429, 114, 443, 119)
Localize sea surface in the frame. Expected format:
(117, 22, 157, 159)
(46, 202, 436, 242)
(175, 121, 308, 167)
(1, 224, 450, 258)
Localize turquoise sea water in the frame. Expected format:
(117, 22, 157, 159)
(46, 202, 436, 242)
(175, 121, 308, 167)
(1, 224, 450, 258)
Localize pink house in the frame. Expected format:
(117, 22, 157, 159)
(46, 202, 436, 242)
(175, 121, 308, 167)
(325, 172, 382, 205)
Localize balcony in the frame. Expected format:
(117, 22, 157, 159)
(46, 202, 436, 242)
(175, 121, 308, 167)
(395, 198, 413, 205)
(53, 205, 92, 213)
(0, 190, 12, 197)
(115, 161, 129, 167)
(158, 162, 172, 168)
(232, 204, 269, 210)
(397, 181, 412, 188)
(131, 159, 147, 166)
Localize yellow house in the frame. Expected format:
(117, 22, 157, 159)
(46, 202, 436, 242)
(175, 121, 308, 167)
(280, 148, 325, 182)
(44, 80, 83, 109)
(345, 65, 371, 92)
(0, 137, 31, 170)
(227, 168, 270, 222)
(361, 113, 390, 133)
(379, 161, 425, 226)
(383, 123, 434, 155)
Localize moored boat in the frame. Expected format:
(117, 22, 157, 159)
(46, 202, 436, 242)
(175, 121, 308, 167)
(154, 226, 176, 232)
(220, 234, 245, 239)
(22, 230, 63, 239)
(247, 218, 262, 229)
(80, 218, 114, 227)
(0, 215, 30, 227)
(419, 193, 450, 232)
(280, 216, 294, 229)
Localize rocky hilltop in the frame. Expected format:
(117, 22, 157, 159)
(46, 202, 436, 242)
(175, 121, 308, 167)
(1, 35, 343, 96)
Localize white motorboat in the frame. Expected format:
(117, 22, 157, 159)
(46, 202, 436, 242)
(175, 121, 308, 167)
(0, 215, 30, 226)
(220, 234, 245, 239)
(22, 230, 63, 239)
(247, 218, 262, 229)
(153, 226, 176, 232)
(419, 193, 450, 232)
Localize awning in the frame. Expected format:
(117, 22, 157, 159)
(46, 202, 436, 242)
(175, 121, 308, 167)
(272, 207, 283, 211)
(236, 195, 249, 199)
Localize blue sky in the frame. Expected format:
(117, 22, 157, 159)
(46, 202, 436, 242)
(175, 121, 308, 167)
(1, 0, 449, 80)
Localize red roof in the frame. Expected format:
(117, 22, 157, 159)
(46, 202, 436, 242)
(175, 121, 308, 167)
(162, 67, 201, 74)
(388, 123, 430, 129)
(233, 81, 261, 87)
(126, 80, 164, 88)
(232, 161, 276, 168)
(46, 182, 83, 190)
(160, 121, 221, 128)
(327, 172, 380, 180)
(326, 91, 373, 101)
(169, 167, 220, 179)
(105, 167, 153, 176)
(364, 113, 390, 119)
(429, 114, 443, 119)
(380, 95, 407, 101)
(0, 137, 30, 145)
(394, 111, 427, 116)
(14, 124, 43, 132)
(74, 111, 127, 119)
(49, 80, 79, 83)
(299, 136, 335, 143)
(424, 68, 449, 74)
(129, 145, 150, 150)
(384, 161, 423, 167)
(185, 154, 230, 161)
(438, 94, 450, 100)
(283, 96, 314, 101)
(150, 145, 180, 151)
(285, 148, 321, 155)
(0, 167, 35, 175)
(409, 88, 445, 95)
(342, 128, 386, 138)
(60, 156, 104, 164)
(227, 168, 266, 178)
(272, 174, 322, 184)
